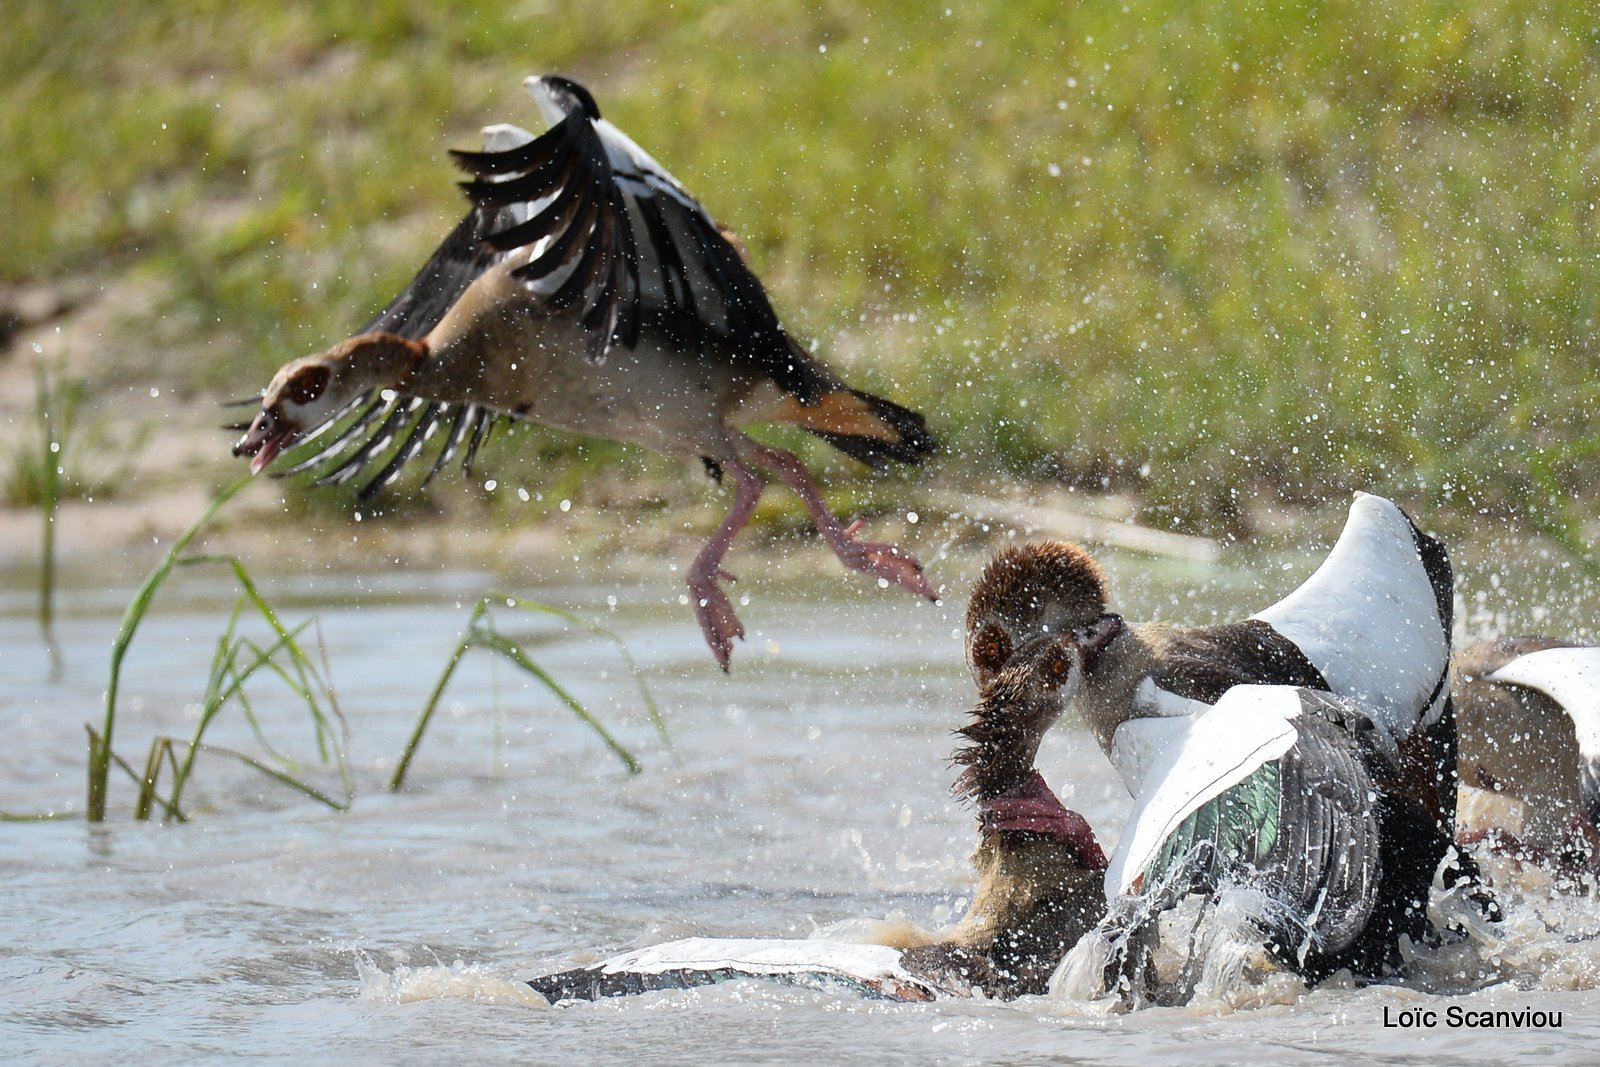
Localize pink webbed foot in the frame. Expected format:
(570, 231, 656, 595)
(980, 770, 1107, 871)
(835, 519, 938, 601)
(748, 444, 938, 604)
(688, 568, 745, 672)
(687, 459, 765, 670)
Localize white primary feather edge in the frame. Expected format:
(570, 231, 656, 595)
(597, 936, 918, 983)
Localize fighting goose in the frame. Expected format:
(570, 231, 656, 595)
(233, 75, 936, 668)
(1059, 683, 1399, 1003)
(896, 634, 1107, 997)
(962, 493, 1491, 988)
(1453, 637, 1600, 871)
(525, 638, 1108, 1004)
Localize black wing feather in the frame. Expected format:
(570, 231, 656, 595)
(317, 82, 841, 497)
(456, 97, 832, 401)
(357, 213, 502, 342)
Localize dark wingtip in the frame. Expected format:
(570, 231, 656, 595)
(539, 75, 602, 120)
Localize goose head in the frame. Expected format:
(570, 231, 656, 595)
(956, 634, 1083, 802)
(233, 333, 424, 474)
(953, 633, 1106, 867)
(966, 541, 1122, 688)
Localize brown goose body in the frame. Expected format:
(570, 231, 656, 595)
(1454, 636, 1600, 871)
(900, 636, 1108, 998)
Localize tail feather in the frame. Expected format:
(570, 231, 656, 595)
(804, 388, 936, 469)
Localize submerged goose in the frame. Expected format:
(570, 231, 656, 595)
(963, 493, 1490, 991)
(526, 636, 1107, 1004)
(1454, 637, 1600, 871)
(897, 634, 1107, 997)
(234, 75, 936, 668)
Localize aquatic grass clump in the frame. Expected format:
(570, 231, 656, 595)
(390, 595, 667, 790)
(89, 476, 350, 821)
(128, 554, 351, 821)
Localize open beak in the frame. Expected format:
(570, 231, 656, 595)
(232, 408, 294, 475)
(1079, 613, 1123, 670)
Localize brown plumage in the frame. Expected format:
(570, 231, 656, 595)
(1454, 636, 1600, 872)
(233, 75, 936, 669)
(900, 635, 1108, 999)
(965, 540, 1323, 754)
(963, 513, 1498, 976)
(522, 631, 1108, 1005)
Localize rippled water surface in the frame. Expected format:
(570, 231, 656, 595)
(4, 542, 1600, 1065)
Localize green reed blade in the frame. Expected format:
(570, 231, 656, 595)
(495, 594, 672, 754)
(389, 627, 478, 792)
(91, 475, 252, 821)
(475, 627, 641, 776)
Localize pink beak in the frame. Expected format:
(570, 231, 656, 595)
(233, 409, 294, 475)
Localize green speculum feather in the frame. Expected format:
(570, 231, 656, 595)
(1143, 762, 1281, 890)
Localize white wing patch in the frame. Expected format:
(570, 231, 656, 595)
(478, 122, 560, 280)
(1253, 493, 1446, 740)
(1105, 685, 1303, 897)
(590, 936, 937, 998)
(1488, 646, 1600, 760)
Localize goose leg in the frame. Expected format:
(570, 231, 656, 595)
(747, 443, 936, 601)
(688, 458, 765, 670)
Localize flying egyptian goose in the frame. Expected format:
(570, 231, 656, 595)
(525, 637, 1107, 1005)
(232, 75, 936, 668)
(962, 493, 1493, 989)
(1453, 637, 1600, 873)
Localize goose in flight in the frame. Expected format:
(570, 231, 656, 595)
(234, 75, 936, 668)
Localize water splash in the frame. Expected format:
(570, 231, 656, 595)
(355, 954, 550, 1008)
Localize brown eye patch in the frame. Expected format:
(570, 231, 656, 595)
(1042, 646, 1073, 687)
(971, 622, 1012, 674)
(287, 365, 330, 406)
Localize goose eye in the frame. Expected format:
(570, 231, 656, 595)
(972, 623, 1011, 674)
(287, 366, 330, 406)
(1043, 647, 1073, 687)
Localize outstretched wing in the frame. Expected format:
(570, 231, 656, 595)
(1107, 686, 1383, 960)
(1253, 493, 1452, 739)
(526, 937, 939, 1003)
(1106, 684, 1302, 897)
(1487, 645, 1600, 824)
(449, 76, 826, 399)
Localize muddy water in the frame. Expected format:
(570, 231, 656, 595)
(3, 540, 1599, 1065)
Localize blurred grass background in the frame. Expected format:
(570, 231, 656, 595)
(4, 0, 1598, 539)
